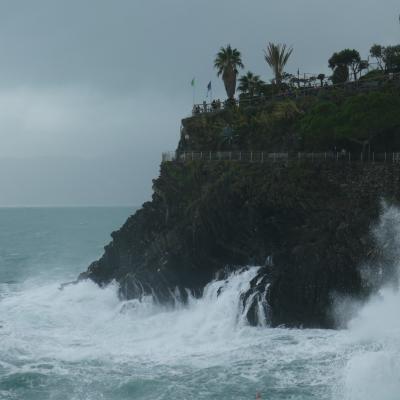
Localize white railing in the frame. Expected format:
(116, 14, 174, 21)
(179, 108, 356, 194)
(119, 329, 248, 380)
(162, 151, 400, 163)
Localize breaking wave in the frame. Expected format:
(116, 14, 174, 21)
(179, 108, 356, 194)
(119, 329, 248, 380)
(1, 205, 400, 399)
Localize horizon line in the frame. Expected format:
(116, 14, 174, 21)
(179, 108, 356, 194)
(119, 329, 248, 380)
(0, 204, 138, 209)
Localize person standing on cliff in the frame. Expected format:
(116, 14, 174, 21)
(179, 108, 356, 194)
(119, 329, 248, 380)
(256, 392, 262, 399)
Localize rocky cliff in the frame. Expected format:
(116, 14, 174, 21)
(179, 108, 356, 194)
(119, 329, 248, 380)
(81, 158, 400, 328)
(80, 82, 400, 328)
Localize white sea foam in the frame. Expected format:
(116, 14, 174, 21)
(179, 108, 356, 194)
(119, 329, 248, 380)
(1, 268, 264, 365)
(2, 206, 400, 399)
(0, 267, 344, 399)
(337, 204, 400, 400)
(338, 285, 400, 400)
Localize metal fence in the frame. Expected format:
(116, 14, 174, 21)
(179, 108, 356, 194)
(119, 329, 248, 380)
(191, 72, 400, 116)
(162, 151, 400, 163)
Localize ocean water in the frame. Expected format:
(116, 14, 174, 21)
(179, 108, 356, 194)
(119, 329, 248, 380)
(0, 207, 399, 400)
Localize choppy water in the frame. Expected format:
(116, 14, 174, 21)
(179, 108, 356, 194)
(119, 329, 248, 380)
(0, 207, 399, 400)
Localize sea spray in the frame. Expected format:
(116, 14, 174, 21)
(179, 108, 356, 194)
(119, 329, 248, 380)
(337, 203, 400, 400)
(338, 285, 400, 400)
(1, 264, 343, 399)
(2, 207, 400, 399)
(0, 268, 264, 365)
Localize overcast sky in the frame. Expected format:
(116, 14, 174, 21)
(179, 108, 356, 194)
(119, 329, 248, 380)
(0, 0, 398, 206)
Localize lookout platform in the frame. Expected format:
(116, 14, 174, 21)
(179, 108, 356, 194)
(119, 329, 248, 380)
(191, 72, 400, 117)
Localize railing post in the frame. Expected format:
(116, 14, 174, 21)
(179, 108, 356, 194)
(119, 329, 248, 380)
(209, 151, 212, 161)
(273, 153, 276, 162)
(229, 151, 232, 161)
(191, 152, 194, 161)
(261, 152, 264, 163)
(325, 152, 327, 160)
(239, 152, 242, 161)
(200, 151, 203, 160)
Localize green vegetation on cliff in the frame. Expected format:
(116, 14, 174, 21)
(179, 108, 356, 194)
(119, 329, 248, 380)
(192, 17, 400, 154)
(181, 83, 400, 154)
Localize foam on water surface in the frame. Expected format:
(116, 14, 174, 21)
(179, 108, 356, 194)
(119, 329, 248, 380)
(0, 268, 346, 399)
(0, 206, 400, 399)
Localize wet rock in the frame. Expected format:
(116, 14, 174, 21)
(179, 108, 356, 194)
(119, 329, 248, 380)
(81, 162, 400, 328)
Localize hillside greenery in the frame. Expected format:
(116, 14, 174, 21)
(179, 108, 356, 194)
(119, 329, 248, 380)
(181, 84, 400, 153)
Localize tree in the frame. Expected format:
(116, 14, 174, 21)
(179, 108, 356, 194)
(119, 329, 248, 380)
(264, 42, 293, 86)
(370, 44, 400, 73)
(214, 45, 244, 99)
(272, 100, 301, 121)
(317, 74, 326, 87)
(331, 65, 349, 84)
(383, 45, 400, 73)
(299, 101, 339, 149)
(334, 92, 400, 154)
(238, 71, 265, 97)
(358, 60, 369, 78)
(370, 44, 384, 70)
(300, 91, 400, 153)
(329, 49, 362, 81)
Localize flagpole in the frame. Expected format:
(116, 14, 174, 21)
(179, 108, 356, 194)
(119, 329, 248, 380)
(191, 77, 196, 106)
(206, 81, 212, 103)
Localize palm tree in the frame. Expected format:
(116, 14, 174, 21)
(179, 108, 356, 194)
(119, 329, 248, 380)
(317, 74, 326, 87)
(238, 71, 265, 97)
(264, 42, 293, 86)
(214, 45, 244, 99)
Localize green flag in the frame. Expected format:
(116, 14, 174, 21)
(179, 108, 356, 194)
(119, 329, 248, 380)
(191, 78, 195, 87)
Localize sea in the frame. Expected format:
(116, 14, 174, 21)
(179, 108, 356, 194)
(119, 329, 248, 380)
(0, 206, 399, 400)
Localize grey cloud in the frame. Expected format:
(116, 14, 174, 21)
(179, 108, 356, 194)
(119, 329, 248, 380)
(0, 0, 398, 205)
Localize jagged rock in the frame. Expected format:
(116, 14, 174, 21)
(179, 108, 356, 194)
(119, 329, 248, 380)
(80, 161, 400, 328)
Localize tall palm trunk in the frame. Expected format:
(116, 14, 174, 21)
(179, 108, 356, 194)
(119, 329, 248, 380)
(214, 45, 244, 100)
(223, 66, 237, 99)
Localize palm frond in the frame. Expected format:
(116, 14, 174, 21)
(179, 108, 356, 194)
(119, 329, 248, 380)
(264, 42, 293, 84)
(214, 44, 244, 98)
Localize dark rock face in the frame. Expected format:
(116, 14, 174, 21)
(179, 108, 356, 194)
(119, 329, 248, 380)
(81, 161, 400, 328)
